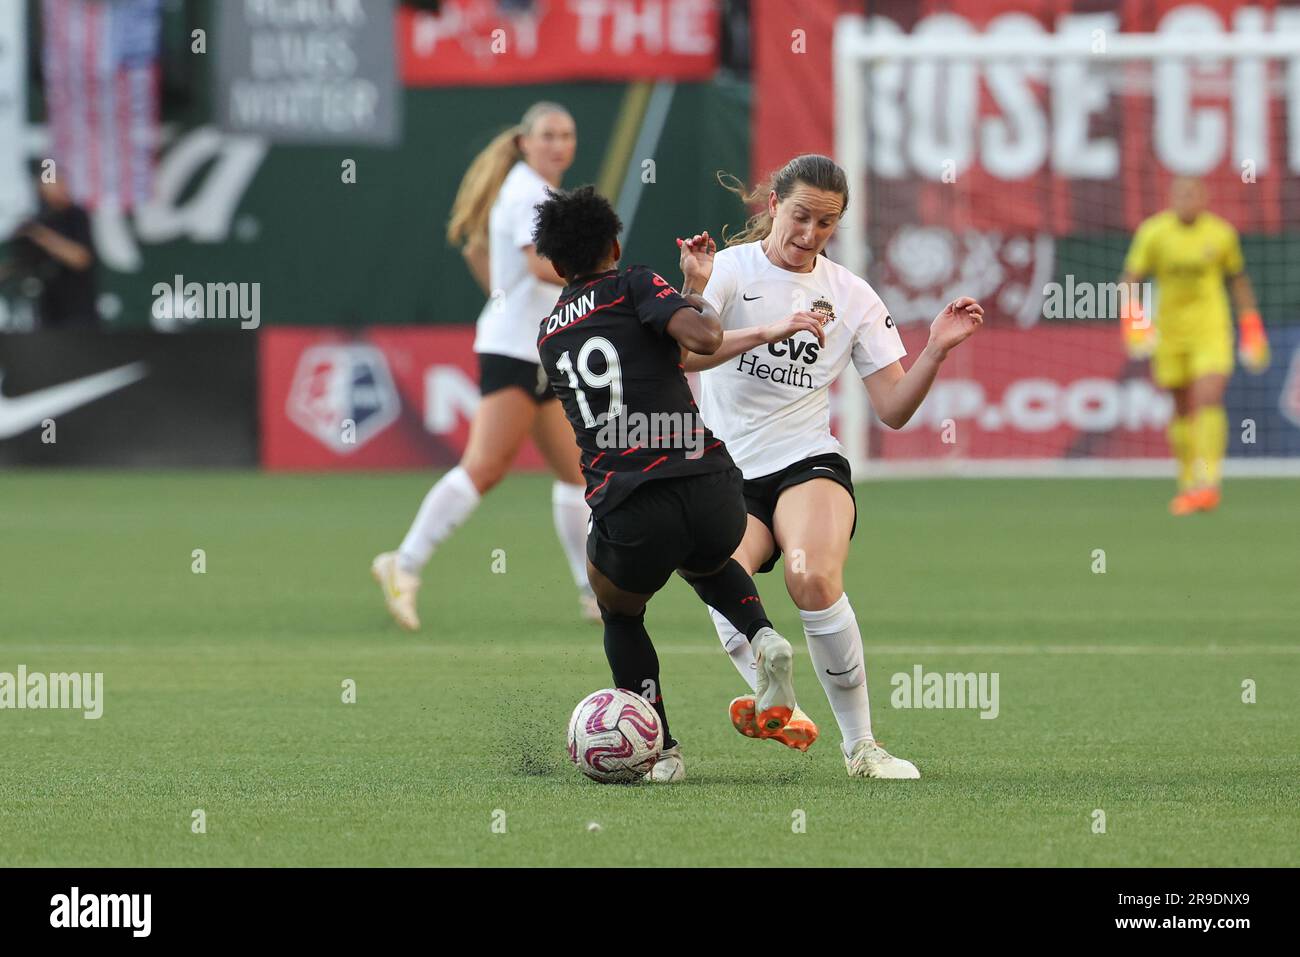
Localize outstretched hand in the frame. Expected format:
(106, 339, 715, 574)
(677, 231, 716, 291)
(929, 297, 984, 357)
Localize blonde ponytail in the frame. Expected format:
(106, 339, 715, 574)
(446, 101, 574, 250)
(446, 126, 522, 249)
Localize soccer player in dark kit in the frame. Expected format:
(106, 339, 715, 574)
(533, 186, 824, 782)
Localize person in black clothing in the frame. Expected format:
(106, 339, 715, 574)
(534, 185, 818, 782)
(3, 175, 98, 328)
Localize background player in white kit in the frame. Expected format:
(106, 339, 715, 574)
(679, 153, 984, 779)
(372, 103, 597, 629)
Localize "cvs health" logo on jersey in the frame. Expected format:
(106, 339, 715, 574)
(766, 338, 821, 364)
(287, 345, 400, 453)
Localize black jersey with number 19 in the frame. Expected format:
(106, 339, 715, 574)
(537, 265, 735, 518)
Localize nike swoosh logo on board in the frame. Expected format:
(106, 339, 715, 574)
(0, 362, 149, 439)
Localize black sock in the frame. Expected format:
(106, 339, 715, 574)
(600, 605, 675, 748)
(686, 559, 772, 641)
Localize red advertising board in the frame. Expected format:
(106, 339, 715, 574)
(399, 0, 720, 87)
(261, 324, 1300, 468)
(260, 324, 1177, 471)
(259, 326, 547, 471)
(869, 325, 1172, 460)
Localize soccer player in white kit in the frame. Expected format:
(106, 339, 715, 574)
(372, 103, 598, 629)
(679, 154, 983, 779)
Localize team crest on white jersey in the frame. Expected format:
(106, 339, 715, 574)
(811, 296, 837, 323)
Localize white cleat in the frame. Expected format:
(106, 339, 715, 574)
(845, 739, 920, 780)
(579, 586, 602, 623)
(751, 627, 796, 735)
(645, 744, 685, 783)
(371, 551, 421, 632)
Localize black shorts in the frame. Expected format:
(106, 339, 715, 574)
(477, 353, 555, 403)
(744, 452, 857, 574)
(587, 468, 748, 595)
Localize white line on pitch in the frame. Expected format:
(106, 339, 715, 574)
(3, 643, 1297, 657)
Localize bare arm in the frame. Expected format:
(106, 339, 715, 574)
(665, 293, 725, 355)
(862, 351, 943, 431)
(21, 223, 93, 271)
(524, 244, 565, 286)
(462, 241, 490, 295)
(682, 312, 827, 372)
(864, 297, 984, 430)
(682, 326, 768, 372)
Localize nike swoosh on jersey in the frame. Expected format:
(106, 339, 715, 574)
(0, 362, 149, 439)
(742, 293, 762, 301)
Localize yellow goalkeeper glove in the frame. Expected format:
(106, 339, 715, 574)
(1121, 301, 1156, 359)
(1237, 310, 1270, 374)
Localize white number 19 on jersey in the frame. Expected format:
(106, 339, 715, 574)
(556, 336, 623, 427)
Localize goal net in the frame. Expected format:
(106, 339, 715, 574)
(830, 10, 1300, 477)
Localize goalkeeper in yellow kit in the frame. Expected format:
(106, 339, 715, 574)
(1119, 177, 1270, 515)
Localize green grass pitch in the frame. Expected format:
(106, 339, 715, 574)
(1, 471, 1297, 867)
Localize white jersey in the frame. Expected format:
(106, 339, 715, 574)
(474, 161, 565, 363)
(698, 241, 906, 478)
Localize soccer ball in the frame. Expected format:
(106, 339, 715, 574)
(566, 688, 663, 784)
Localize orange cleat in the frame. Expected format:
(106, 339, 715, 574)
(729, 696, 819, 752)
(1170, 487, 1222, 515)
(774, 712, 820, 752)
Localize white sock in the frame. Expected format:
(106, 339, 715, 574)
(551, 481, 592, 592)
(710, 606, 758, 692)
(397, 466, 481, 572)
(800, 593, 873, 756)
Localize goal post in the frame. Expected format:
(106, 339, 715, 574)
(831, 12, 1300, 478)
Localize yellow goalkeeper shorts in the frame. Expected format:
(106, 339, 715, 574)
(1151, 329, 1234, 389)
